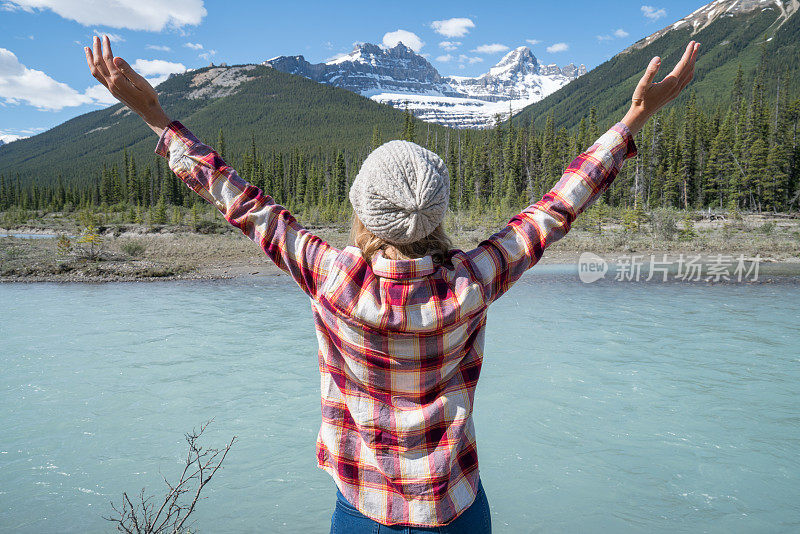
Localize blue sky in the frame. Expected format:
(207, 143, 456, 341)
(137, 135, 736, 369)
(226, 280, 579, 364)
(0, 0, 709, 141)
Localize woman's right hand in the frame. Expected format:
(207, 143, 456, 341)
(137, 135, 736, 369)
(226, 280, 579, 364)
(622, 41, 700, 135)
(84, 34, 171, 136)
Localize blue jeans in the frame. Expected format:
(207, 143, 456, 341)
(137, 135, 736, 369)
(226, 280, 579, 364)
(329, 480, 491, 534)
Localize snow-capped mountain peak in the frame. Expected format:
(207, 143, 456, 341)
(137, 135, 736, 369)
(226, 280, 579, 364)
(627, 0, 799, 51)
(487, 46, 539, 78)
(677, 0, 799, 33)
(327, 42, 418, 65)
(265, 42, 587, 128)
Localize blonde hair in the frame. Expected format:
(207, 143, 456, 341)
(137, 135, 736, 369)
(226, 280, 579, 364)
(350, 214, 453, 265)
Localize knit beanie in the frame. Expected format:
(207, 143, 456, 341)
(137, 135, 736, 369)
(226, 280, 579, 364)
(349, 140, 450, 245)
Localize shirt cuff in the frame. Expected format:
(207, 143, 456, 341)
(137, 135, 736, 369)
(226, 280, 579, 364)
(154, 120, 195, 158)
(610, 121, 638, 159)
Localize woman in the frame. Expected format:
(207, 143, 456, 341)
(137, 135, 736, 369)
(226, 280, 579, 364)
(85, 36, 699, 532)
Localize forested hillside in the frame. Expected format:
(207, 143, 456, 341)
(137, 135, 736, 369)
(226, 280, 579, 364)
(0, 65, 437, 188)
(1, 62, 798, 223)
(1, 0, 799, 226)
(514, 3, 800, 131)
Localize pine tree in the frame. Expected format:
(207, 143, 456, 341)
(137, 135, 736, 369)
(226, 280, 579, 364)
(402, 103, 416, 142)
(747, 137, 769, 212)
(110, 165, 122, 205)
(55, 175, 66, 210)
(588, 106, 598, 142)
(141, 167, 153, 206)
(100, 166, 112, 206)
(334, 151, 347, 204)
(295, 150, 307, 206)
(172, 205, 182, 225)
(703, 111, 736, 208)
(371, 125, 382, 151)
(764, 142, 787, 212)
(577, 117, 589, 152)
(217, 129, 227, 161)
(274, 153, 285, 203)
(152, 193, 167, 225)
(131, 157, 141, 205)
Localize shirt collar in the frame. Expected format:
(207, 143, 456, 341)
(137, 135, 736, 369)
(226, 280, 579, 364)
(371, 250, 437, 280)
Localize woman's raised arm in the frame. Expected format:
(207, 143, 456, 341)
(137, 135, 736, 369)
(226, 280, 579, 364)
(85, 35, 170, 136)
(84, 35, 339, 297)
(466, 42, 700, 303)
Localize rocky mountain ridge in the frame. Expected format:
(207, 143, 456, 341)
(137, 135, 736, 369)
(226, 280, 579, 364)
(625, 0, 800, 52)
(264, 43, 586, 128)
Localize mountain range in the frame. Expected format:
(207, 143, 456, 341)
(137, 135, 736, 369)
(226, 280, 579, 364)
(0, 65, 429, 186)
(265, 43, 586, 128)
(1, 0, 799, 187)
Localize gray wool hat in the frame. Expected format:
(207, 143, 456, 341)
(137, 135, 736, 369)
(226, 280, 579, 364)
(349, 140, 450, 245)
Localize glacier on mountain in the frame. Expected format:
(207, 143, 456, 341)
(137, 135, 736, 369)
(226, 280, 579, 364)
(264, 43, 586, 129)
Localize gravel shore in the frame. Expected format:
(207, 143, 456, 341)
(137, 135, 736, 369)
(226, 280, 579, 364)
(2, 212, 799, 283)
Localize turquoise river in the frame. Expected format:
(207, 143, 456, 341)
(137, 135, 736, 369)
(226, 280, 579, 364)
(1, 266, 799, 533)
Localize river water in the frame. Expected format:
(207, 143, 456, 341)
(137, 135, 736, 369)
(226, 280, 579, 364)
(1, 267, 799, 533)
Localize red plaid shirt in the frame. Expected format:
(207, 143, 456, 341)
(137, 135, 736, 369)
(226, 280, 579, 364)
(156, 121, 636, 526)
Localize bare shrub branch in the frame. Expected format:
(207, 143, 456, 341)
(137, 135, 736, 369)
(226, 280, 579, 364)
(104, 420, 236, 534)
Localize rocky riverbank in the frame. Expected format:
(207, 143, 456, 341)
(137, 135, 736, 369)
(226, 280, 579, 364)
(2, 211, 799, 283)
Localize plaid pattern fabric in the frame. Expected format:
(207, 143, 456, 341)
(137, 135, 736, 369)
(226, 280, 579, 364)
(155, 121, 637, 526)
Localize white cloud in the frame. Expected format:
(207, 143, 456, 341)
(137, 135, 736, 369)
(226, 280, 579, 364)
(83, 83, 118, 105)
(436, 54, 452, 62)
(146, 44, 171, 52)
(93, 30, 124, 42)
(382, 30, 424, 52)
(546, 42, 569, 53)
(642, 5, 667, 21)
(1, 2, 33, 12)
(0, 126, 44, 141)
(0, 47, 91, 110)
(83, 59, 185, 107)
(439, 41, 461, 51)
(0, 133, 28, 144)
(472, 43, 509, 54)
(184, 42, 203, 50)
(597, 28, 630, 41)
(3, 0, 206, 31)
(131, 58, 185, 86)
(199, 49, 216, 61)
(430, 17, 475, 38)
(458, 54, 483, 64)
(526, 39, 542, 45)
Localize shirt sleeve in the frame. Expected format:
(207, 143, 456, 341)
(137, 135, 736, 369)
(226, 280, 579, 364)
(466, 122, 637, 303)
(155, 121, 339, 298)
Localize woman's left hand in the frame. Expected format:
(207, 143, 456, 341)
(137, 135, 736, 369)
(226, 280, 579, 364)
(84, 35, 171, 136)
(622, 41, 700, 135)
